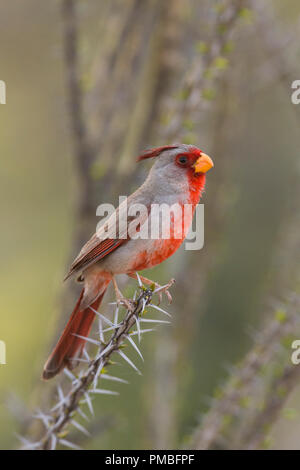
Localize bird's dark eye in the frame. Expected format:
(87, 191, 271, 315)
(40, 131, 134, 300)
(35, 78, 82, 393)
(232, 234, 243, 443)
(178, 155, 188, 165)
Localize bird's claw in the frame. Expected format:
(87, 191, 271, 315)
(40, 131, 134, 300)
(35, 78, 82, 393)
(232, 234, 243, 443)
(154, 278, 175, 305)
(117, 297, 135, 312)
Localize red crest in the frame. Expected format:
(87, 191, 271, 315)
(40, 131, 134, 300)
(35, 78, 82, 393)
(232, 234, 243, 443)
(137, 145, 179, 161)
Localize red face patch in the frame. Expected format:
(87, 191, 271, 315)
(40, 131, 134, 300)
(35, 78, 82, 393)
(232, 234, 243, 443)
(174, 149, 206, 203)
(175, 148, 202, 170)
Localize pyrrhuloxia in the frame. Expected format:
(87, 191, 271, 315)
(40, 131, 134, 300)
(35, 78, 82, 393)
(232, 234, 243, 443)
(43, 144, 213, 379)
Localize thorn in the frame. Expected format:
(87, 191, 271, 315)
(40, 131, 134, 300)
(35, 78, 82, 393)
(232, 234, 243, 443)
(135, 272, 143, 287)
(59, 438, 82, 450)
(71, 357, 89, 364)
(33, 410, 52, 429)
(16, 433, 29, 445)
(82, 348, 90, 361)
(118, 350, 141, 375)
(16, 434, 41, 450)
(20, 441, 41, 450)
(84, 392, 94, 416)
(98, 318, 105, 343)
(93, 360, 104, 390)
(95, 342, 113, 361)
(127, 335, 144, 361)
(72, 334, 102, 346)
(114, 305, 119, 327)
(51, 387, 69, 412)
(102, 324, 122, 333)
(50, 434, 57, 450)
(101, 374, 129, 384)
(91, 389, 119, 396)
(107, 360, 122, 366)
(135, 315, 141, 343)
(149, 304, 172, 318)
(64, 368, 77, 383)
(57, 385, 64, 402)
(141, 298, 147, 312)
(77, 368, 85, 380)
(54, 413, 65, 429)
(89, 306, 115, 327)
(139, 318, 170, 324)
(51, 402, 64, 413)
(129, 328, 155, 337)
(77, 407, 90, 422)
(71, 419, 90, 437)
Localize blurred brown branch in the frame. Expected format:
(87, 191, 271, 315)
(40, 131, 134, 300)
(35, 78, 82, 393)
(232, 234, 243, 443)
(62, 0, 95, 218)
(160, 0, 247, 142)
(250, 0, 300, 91)
(186, 293, 300, 450)
(240, 360, 300, 450)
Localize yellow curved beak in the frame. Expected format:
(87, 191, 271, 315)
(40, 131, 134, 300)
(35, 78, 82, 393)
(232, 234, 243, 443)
(193, 152, 214, 174)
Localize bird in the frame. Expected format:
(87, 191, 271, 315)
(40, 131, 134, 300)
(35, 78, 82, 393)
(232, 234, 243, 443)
(42, 144, 214, 380)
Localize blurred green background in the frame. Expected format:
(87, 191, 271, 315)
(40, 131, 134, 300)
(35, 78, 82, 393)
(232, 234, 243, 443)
(0, 0, 300, 450)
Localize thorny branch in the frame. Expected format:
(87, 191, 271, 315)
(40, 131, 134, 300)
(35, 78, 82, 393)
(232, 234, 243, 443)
(19, 280, 173, 450)
(161, 0, 247, 141)
(62, 0, 94, 217)
(187, 293, 300, 450)
(240, 361, 300, 450)
(249, 0, 300, 93)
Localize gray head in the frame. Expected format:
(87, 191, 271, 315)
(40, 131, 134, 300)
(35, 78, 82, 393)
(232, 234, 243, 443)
(137, 144, 214, 194)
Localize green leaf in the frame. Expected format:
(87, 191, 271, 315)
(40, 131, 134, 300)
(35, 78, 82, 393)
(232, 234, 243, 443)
(214, 2, 226, 14)
(196, 41, 209, 54)
(239, 396, 251, 408)
(222, 40, 234, 54)
(202, 88, 216, 100)
(262, 436, 272, 449)
(275, 309, 287, 323)
(213, 56, 229, 70)
(176, 88, 190, 101)
(182, 119, 195, 131)
(203, 68, 213, 80)
(222, 414, 233, 428)
(238, 8, 254, 23)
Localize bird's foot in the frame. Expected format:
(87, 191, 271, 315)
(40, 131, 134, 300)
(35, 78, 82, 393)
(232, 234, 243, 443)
(153, 278, 175, 305)
(127, 273, 175, 305)
(116, 295, 136, 312)
(113, 277, 135, 311)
